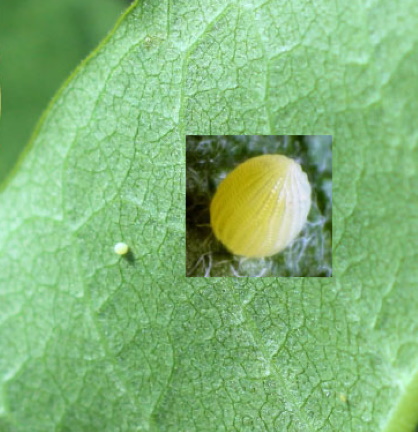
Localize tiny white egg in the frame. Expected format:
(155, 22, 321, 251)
(114, 242, 129, 255)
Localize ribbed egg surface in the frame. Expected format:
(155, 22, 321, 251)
(210, 154, 311, 258)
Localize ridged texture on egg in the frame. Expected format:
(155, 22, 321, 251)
(210, 154, 311, 258)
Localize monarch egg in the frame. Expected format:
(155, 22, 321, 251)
(338, 393, 348, 404)
(210, 154, 311, 258)
(114, 242, 129, 255)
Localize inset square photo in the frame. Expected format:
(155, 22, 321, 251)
(186, 135, 332, 277)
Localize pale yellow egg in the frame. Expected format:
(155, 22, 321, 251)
(114, 242, 129, 255)
(210, 154, 311, 258)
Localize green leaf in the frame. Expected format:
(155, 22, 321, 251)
(1, 0, 418, 431)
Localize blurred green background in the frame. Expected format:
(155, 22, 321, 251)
(0, 0, 131, 183)
(186, 135, 332, 277)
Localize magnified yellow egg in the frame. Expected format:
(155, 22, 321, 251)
(210, 154, 311, 258)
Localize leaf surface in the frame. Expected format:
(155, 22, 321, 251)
(1, 0, 418, 431)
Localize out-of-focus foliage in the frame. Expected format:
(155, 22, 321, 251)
(0, 0, 125, 181)
(186, 135, 332, 277)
